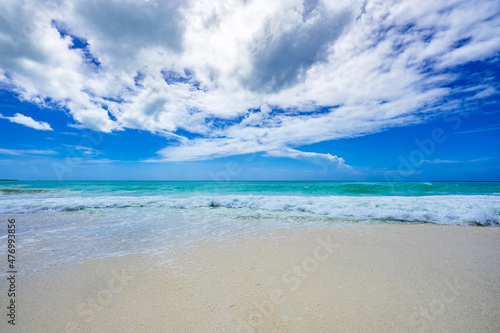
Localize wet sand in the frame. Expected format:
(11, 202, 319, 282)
(2, 223, 500, 332)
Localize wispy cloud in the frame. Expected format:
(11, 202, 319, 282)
(456, 125, 500, 134)
(0, 148, 58, 156)
(266, 149, 351, 168)
(62, 145, 101, 157)
(423, 158, 491, 164)
(0, 0, 498, 161)
(80, 158, 118, 164)
(0, 113, 53, 131)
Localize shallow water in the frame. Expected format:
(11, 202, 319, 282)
(1, 181, 499, 272)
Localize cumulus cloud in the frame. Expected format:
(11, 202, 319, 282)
(0, 113, 53, 131)
(0, 0, 499, 162)
(241, 2, 352, 92)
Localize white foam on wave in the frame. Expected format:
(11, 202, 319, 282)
(1, 194, 499, 225)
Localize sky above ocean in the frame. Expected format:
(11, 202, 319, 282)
(0, 0, 499, 180)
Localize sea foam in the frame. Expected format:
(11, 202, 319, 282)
(1, 194, 499, 226)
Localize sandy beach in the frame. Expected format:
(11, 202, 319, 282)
(2, 223, 499, 332)
(1, 0, 498, 328)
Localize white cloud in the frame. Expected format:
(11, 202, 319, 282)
(62, 145, 101, 157)
(0, 148, 58, 155)
(266, 148, 350, 168)
(473, 87, 499, 99)
(80, 158, 116, 164)
(423, 158, 491, 164)
(456, 125, 500, 134)
(0, 0, 499, 161)
(0, 113, 53, 131)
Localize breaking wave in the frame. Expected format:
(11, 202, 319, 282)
(1, 194, 499, 226)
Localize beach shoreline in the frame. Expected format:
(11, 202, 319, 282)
(2, 223, 499, 332)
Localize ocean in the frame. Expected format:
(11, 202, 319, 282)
(1, 181, 499, 272)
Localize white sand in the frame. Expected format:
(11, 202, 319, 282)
(2, 224, 500, 332)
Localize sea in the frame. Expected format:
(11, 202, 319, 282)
(1, 181, 499, 273)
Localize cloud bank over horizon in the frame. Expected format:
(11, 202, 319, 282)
(0, 0, 499, 164)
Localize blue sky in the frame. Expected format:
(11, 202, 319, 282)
(0, 0, 499, 181)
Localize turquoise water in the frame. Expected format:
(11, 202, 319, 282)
(1, 181, 499, 272)
(2, 180, 500, 197)
(1, 181, 500, 223)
